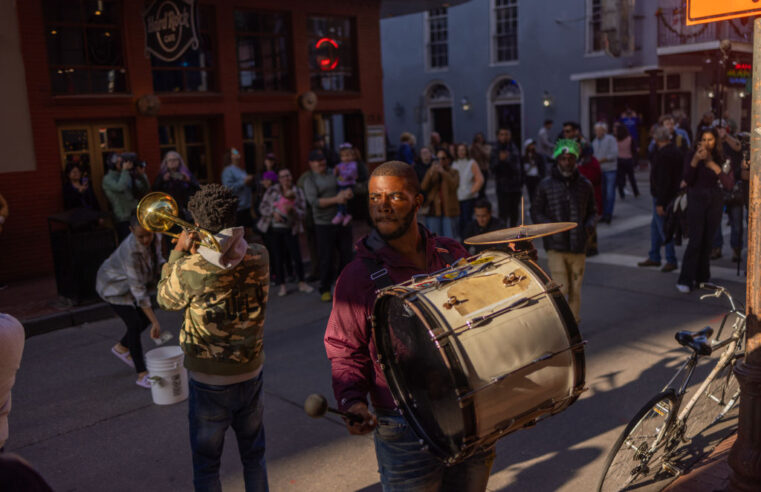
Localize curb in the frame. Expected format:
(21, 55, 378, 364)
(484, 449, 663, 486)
(23, 302, 115, 338)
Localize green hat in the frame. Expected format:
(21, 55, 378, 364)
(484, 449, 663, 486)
(552, 139, 581, 159)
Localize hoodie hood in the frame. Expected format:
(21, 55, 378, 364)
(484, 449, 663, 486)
(198, 226, 248, 269)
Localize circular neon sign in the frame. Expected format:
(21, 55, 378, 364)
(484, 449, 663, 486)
(315, 37, 340, 71)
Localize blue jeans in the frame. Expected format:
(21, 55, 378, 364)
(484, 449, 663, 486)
(601, 170, 617, 218)
(189, 373, 268, 492)
(373, 412, 495, 492)
(425, 216, 458, 239)
(648, 197, 677, 265)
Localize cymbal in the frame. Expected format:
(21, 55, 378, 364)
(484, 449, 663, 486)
(464, 222, 578, 245)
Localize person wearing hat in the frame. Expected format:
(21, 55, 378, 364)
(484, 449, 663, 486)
(531, 139, 596, 322)
(521, 138, 546, 205)
(301, 149, 354, 302)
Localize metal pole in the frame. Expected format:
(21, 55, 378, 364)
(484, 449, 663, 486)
(728, 16, 761, 492)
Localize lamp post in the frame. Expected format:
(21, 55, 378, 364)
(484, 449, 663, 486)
(728, 18, 761, 492)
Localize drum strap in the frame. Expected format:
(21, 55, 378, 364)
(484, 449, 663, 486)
(361, 240, 456, 291)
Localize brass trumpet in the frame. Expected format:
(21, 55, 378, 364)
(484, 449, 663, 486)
(136, 192, 221, 251)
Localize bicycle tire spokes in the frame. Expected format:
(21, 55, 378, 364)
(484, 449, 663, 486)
(598, 392, 678, 492)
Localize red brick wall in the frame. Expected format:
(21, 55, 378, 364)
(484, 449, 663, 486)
(2, 0, 384, 282)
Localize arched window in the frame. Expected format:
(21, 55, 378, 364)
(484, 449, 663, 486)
(488, 77, 523, 147)
(424, 82, 454, 145)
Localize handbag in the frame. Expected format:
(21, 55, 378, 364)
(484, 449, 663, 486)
(724, 181, 744, 207)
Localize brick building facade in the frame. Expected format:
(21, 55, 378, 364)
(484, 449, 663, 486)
(2, 0, 389, 282)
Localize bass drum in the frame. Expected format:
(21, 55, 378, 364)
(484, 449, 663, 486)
(372, 250, 585, 464)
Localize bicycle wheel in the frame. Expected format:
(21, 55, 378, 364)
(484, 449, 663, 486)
(683, 354, 741, 440)
(598, 390, 679, 492)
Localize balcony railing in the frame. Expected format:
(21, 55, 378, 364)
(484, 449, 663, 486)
(656, 9, 753, 48)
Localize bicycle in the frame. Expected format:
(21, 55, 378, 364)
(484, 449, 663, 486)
(597, 282, 746, 492)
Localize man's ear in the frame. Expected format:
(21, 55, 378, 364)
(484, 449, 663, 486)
(415, 193, 424, 209)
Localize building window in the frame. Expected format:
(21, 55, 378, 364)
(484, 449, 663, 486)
(493, 0, 518, 63)
(43, 0, 127, 94)
(158, 121, 212, 181)
(587, 0, 603, 53)
(151, 5, 216, 93)
(426, 8, 448, 69)
(307, 16, 357, 92)
(242, 118, 286, 175)
(235, 11, 291, 92)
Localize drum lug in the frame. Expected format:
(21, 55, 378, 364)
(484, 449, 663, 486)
(442, 296, 463, 310)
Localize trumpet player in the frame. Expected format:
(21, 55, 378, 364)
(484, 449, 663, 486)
(156, 184, 271, 491)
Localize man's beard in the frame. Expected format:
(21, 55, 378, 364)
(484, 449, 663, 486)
(373, 207, 417, 241)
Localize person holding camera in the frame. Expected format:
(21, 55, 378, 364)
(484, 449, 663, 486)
(103, 152, 145, 241)
(676, 128, 733, 293)
(153, 151, 199, 219)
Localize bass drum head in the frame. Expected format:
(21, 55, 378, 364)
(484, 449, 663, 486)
(374, 293, 465, 459)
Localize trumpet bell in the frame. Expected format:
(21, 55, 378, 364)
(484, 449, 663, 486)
(137, 192, 180, 233)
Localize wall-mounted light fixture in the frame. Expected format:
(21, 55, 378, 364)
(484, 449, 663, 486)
(460, 97, 472, 112)
(542, 91, 553, 107)
(707, 88, 716, 99)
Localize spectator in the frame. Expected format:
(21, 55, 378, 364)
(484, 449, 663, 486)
(258, 169, 314, 297)
(577, 144, 602, 257)
(96, 214, 163, 388)
(63, 162, 100, 211)
(413, 146, 435, 188)
(695, 111, 715, 139)
(711, 120, 744, 260)
(490, 127, 523, 226)
(592, 122, 618, 224)
(0, 193, 7, 289)
(536, 119, 555, 160)
(152, 151, 199, 217)
(258, 171, 279, 280)
(302, 150, 354, 302)
(649, 114, 690, 157)
(618, 107, 641, 157)
(221, 147, 255, 233)
(522, 138, 546, 205)
(470, 132, 491, 199)
(676, 128, 733, 293)
(332, 143, 359, 226)
(103, 152, 140, 241)
(262, 152, 280, 177)
(398, 132, 416, 165)
(463, 199, 505, 254)
(673, 109, 693, 144)
(615, 123, 639, 199)
(421, 148, 460, 238)
(638, 125, 683, 272)
(0, 313, 24, 452)
(452, 143, 484, 239)
(532, 139, 596, 322)
(297, 168, 319, 283)
(429, 131, 441, 152)
(126, 156, 150, 201)
(313, 134, 339, 168)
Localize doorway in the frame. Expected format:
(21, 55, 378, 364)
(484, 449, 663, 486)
(57, 122, 132, 210)
(489, 77, 522, 149)
(495, 104, 522, 148)
(242, 117, 287, 175)
(424, 82, 454, 146)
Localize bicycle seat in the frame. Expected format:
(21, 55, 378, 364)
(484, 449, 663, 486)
(675, 327, 714, 356)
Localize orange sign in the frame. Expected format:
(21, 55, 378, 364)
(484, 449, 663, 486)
(687, 0, 761, 25)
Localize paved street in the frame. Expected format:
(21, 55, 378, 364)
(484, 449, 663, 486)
(7, 172, 747, 491)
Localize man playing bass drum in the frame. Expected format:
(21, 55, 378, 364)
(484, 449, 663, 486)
(324, 161, 495, 491)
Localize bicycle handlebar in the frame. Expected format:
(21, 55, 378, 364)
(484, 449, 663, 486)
(699, 282, 743, 313)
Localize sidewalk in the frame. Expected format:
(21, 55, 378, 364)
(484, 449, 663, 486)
(664, 432, 736, 491)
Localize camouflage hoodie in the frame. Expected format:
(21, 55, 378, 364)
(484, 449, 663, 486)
(157, 226, 269, 376)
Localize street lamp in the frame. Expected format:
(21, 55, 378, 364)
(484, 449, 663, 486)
(542, 91, 553, 107)
(460, 97, 472, 112)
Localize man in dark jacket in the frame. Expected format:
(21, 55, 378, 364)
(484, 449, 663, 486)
(490, 127, 524, 227)
(462, 199, 505, 254)
(639, 126, 683, 272)
(532, 139, 596, 323)
(324, 161, 496, 490)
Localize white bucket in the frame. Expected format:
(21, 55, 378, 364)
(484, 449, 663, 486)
(145, 345, 188, 405)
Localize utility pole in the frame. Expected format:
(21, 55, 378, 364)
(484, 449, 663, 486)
(728, 16, 761, 492)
